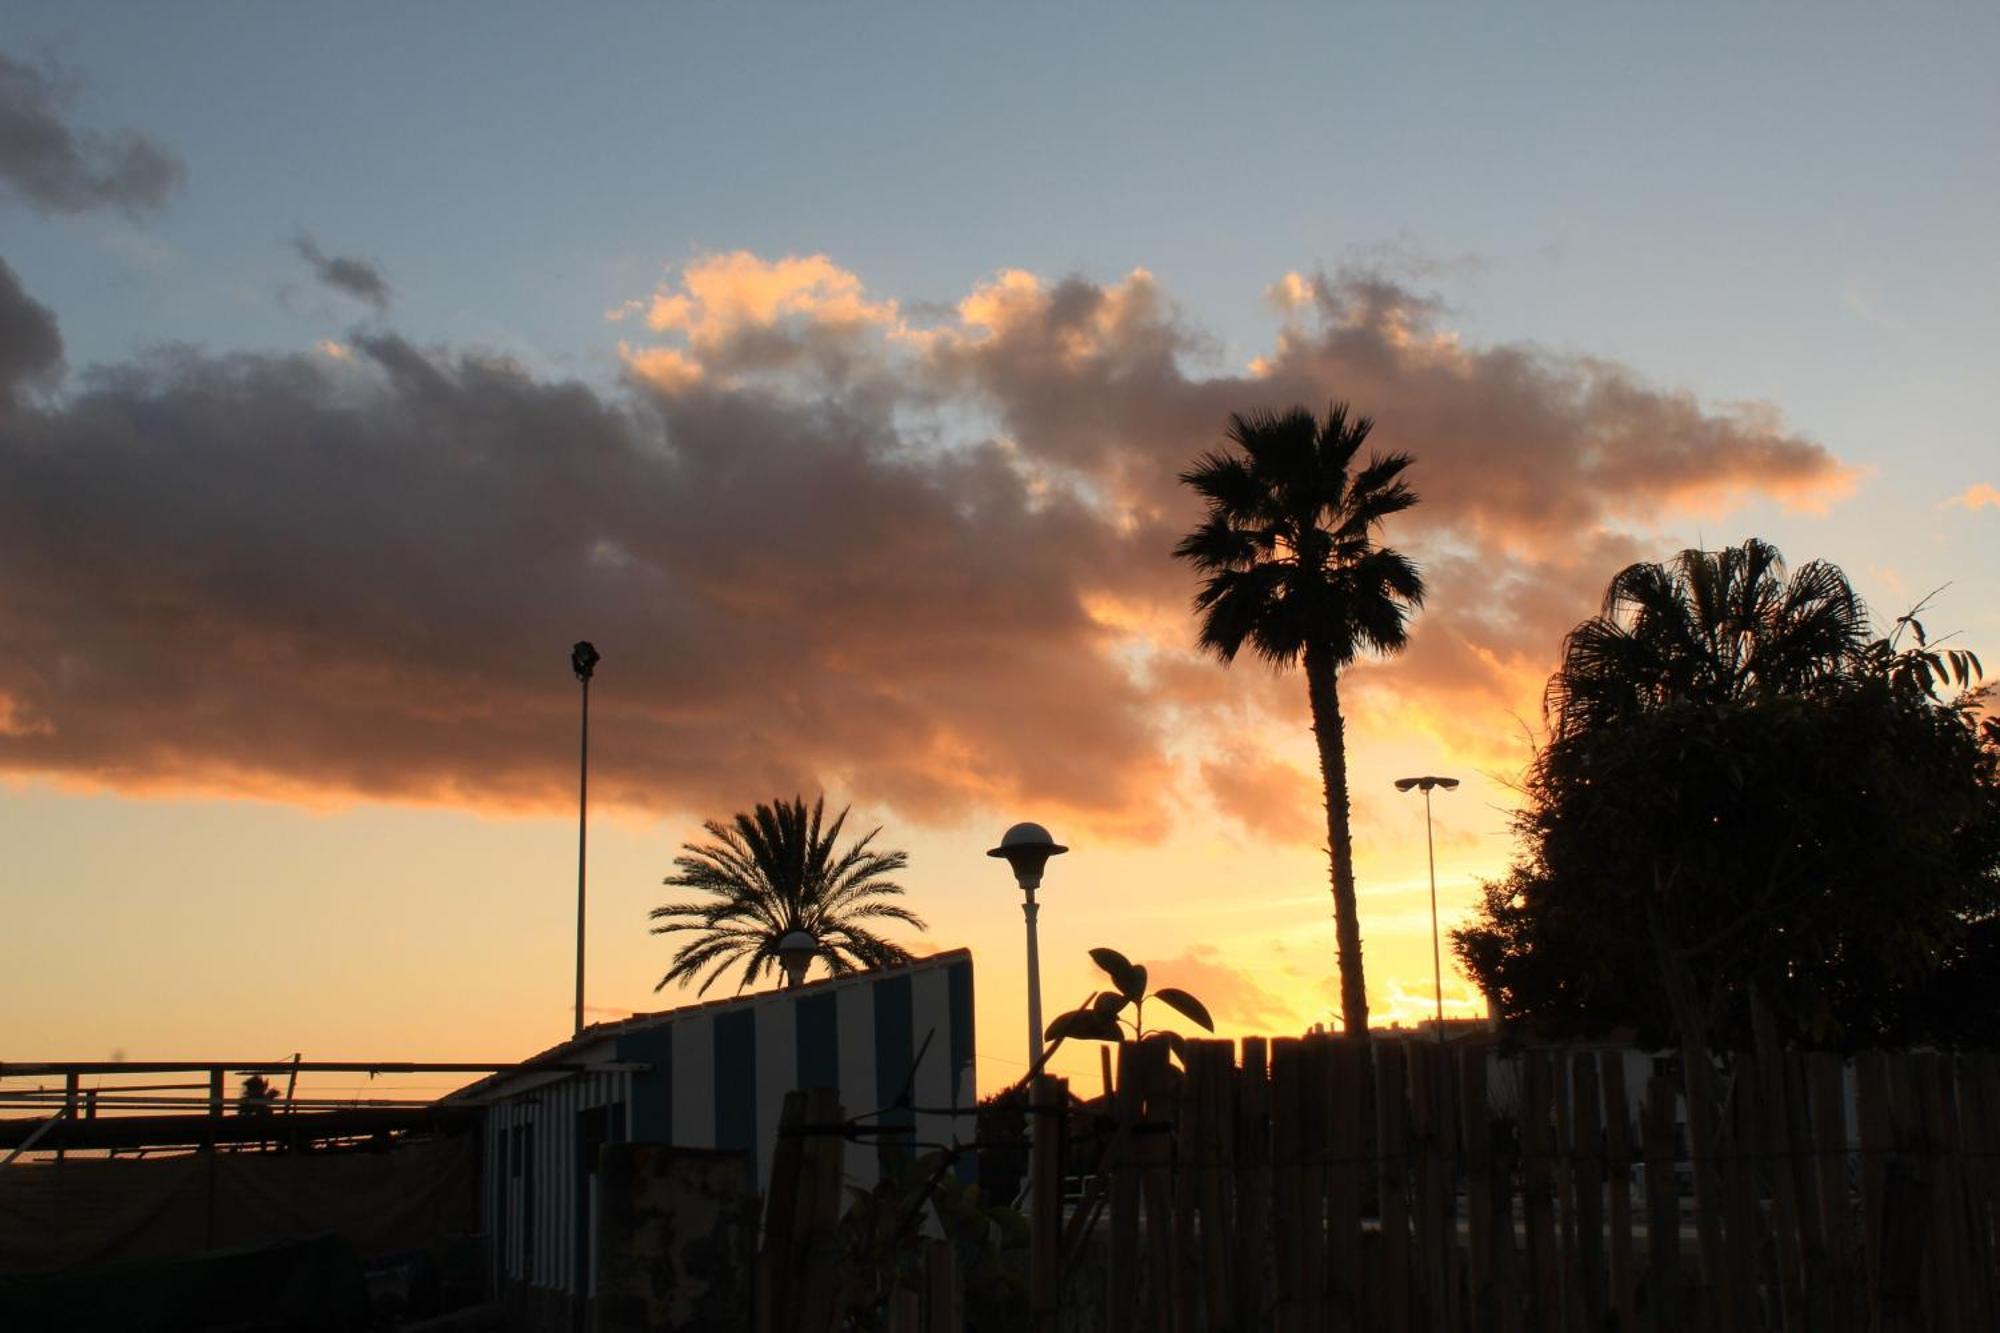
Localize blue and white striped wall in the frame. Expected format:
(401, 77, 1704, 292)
(615, 949, 976, 1197)
(455, 950, 975, 1299)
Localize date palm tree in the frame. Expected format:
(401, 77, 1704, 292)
(1544, 538, 1869, 740)
(1174, 403, 1426, 1037)
(651, 795, 925, 995)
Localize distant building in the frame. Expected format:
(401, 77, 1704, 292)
(443, 949, 975, 1316)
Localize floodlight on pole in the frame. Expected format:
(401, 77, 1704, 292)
(987, 822, 1068, 1066)
(572, 641, 599, 1037)
(1394, 775, 1459, 1041)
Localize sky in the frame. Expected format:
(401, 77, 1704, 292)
(1, 5, 1995, 1097)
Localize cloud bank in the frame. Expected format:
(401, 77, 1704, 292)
(0, 252, 1854, 837)
(0, 51, 185, 216)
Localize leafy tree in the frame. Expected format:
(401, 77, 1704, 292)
(1174, 404, 1425, 1036)
(1455, 541, 2000, 1051)
(650, 795, 925, 995)
(237, 1073, 280, 1116)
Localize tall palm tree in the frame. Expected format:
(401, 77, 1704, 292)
(651, 795, 926, 995)
(1545, 538, 1868, 740)
(1174, 403, 1426, 1037)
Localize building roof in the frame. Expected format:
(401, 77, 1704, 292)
(442, 948, 971, 1104)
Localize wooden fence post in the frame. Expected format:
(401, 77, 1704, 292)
(1809, 1053, 1854, 1333)
(1030, 1074, 1064, 1333)
(1198, 1040, 1237, 1332)
(1599, 1052, 1637, 1333)
(1569, 1052, 1608, 1331)
(1552, 1054, 1581, 1333)
(1640, 1075, 1679, 1333)
(1271, 1037, 1303, 1333)
(1520, 1051, 1561, 1333)
(1327, 1038, 1365, 1333)
(1140, 1039, 1179, 1333)
(1376, 1038, 1412, 1333)
(1174, 1044, 1202, 1333)
(1109, 1042, 1143, 1333)
(757, 1090, 807, 1333)
(1301, 1036, 1329, 1333)
(1237, 1037, 1271, 1333)
(1719, 1069, 1758, 1333)
(1459, 1045, 1497, 1333)
(792, 1088, 847, 1333)
(1409, 1040, 1449, 1333)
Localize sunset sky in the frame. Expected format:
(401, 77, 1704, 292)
(2, 6, 1995, 1097)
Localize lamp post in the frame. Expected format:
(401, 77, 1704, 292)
(777, 930, 818, 990)
(987, 823, 1068, 1065)
(1394, 774, 1459, 1041)
(571, 641, 600, 1036)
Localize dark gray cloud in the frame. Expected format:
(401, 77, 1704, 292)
(0, 51, 185, 216)
(0, 257, 1855, 839)
(293, 236, 392, 311)
(0, 312, 1170, 830)
(0, 257, 62, 406)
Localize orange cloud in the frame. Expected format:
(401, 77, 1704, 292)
(1141, 944, 1300, 1034)
(0, 254, 1862, 846)
(1199, 745, 1321, 847)
(1946, 483, 2000, 511)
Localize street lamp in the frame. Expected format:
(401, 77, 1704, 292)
(1394, 775, 1459, 1041)
(987, 822, 1068, 1065)
(777, 930, 818, 990)
(572, 641, 600, 1036)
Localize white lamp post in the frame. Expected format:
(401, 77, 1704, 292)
(777, 930, 818, 990)
(987, 822, 1068, 1065)
(1394, 775, 1459, 1041)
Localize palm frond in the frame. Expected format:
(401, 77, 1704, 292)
(650, 794, 923, 993)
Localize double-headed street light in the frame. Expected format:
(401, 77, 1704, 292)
(987, 822, 1068, 1066)
(1394, 774, 1459, 1041)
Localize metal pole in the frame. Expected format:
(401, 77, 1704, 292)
(1425, 785, 1443, 1041)
(1023, 887, 1043, 1066)
(575, 671, 589, 1037)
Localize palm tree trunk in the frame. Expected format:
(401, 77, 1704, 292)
(1305, 644, 1369, 1037)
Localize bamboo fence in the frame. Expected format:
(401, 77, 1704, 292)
(758, 1037, 2000, 1333)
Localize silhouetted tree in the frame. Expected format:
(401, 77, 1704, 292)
(1456, 541, 2000, 1051)
(1543, 537, 1868, 738)
(237, 1073, 280, 1116)
(1174, 404, 1425, 1036)
(651, 795, 925, 995)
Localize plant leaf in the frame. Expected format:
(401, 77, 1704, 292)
(1153, 987, 1215, 1032)
(1092, 991, 1132, 1017)
(1045, 1008, 1122, 1043)
(1089, 947, 1147, 1001)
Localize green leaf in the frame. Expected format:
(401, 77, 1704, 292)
(1091, 991, 1132, 1017)
(1153, 987, 1215, 1032)
(1089, 947, 1148, 1001)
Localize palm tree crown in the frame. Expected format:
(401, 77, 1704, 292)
(1174, 405, 1426, 668)
(1174, 403, 1426, 1037)
(650, 795, 925, 995)
(1545, 538, 1867, 740)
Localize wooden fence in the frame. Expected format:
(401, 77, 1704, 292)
(757, 1038, 2000, 1333)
